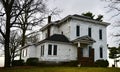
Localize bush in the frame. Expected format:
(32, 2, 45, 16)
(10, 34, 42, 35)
(12, 60, 24, 66)
(95, 59, 109, 67)
(26, 58, 39, 66)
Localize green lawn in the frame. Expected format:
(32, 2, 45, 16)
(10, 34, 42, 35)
(0, 67, 120, 72)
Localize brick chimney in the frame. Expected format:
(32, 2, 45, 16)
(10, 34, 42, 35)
(48, 16, 51, 23)
(47, 16, 51, 38)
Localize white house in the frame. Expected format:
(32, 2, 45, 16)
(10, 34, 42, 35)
(21, 14, 110, 66)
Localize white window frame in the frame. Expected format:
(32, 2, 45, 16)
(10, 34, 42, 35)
(41, 45, 44, 56)
(48, 44, 57, 56)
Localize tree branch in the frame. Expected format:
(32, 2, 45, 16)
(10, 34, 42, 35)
(0, 28, 5, 38)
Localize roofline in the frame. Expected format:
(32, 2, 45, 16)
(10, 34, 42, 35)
(40, 23, 54, 31)
(71, 15, 110, 26)
(71, 35, 96, 44)
(36, 40, 72, 46)
(40, 14, 110, 31)
(15, 44, 33, 52)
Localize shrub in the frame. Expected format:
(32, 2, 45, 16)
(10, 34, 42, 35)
(12, 60, 24, 66)
(95, 59, 109, 67)
(26, 58, 39, 66)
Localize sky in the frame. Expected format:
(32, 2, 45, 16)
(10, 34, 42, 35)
(47, 0, 109, 21)
(0, 0, 120, 67)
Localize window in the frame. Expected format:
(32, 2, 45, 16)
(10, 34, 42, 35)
(99, 29, 102, 40)
(88, 28, 91, 37)
(26, 49, 27, 56)
(41, 45, 44, 56)
(48, 44, 57, 56)
(76, 25, 80, 36)
(100, 47, 103, 58)
(61, 31, 63, 35)
(48, 44, 52, 55)
(53, 45, 57, 55)
(22, 50, 24, 57)
(22, 49, 27, 57)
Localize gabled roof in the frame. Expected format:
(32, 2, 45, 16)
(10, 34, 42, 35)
(40, 14, 110, 31)
(36, 34, 70, 45)
(44, 34, 70, 42)
(72, 35, 96, 44)
(20, 34, 70, 47)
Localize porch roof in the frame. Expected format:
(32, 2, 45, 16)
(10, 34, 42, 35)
(72, 35, 96, 44)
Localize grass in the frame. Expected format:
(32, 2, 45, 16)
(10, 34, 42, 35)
(0, 66, 120, 72)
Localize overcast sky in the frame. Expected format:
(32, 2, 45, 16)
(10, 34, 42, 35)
(47, 0, 110, 21)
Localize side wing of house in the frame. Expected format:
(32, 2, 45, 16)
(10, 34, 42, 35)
(36, 42, 77, 62)
(21, 45, 37, 62)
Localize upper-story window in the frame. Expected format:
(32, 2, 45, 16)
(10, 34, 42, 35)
(48, 44, 57, 56)
(100, 47, 103, 58)
(99, 29, 102, 40)
(61, 31, 63, 35)
(88, 27, 91, 37)
(76, 25, 80, 36)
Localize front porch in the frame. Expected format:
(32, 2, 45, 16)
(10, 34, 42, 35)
(72, 35, 96, 66)
(77, 46, 94, 66)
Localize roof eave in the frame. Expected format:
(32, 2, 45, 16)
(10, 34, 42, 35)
(71, 16, 110, 26)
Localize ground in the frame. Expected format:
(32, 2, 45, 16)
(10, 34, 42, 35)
(0, 67, 120, 72)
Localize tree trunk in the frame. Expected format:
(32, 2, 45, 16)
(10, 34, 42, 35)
(4, 14, 11, 67)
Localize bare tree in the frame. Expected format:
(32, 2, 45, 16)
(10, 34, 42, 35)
(0, 0, 36, 67)
(12, 0, 60, 60)
(0, 0, 61, 67)
(14, 0, 47, 60)
(103, 0, 120, 66)
(9, 30, 21, 65)
(104, 0, 120, 17)
(103, 0, 120, 36)
(0, 0, 16, 67)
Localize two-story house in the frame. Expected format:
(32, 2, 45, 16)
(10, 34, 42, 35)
(21, 14, 109, 66)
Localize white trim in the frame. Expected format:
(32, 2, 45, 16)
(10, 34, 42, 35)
(78, 42, 80, 47)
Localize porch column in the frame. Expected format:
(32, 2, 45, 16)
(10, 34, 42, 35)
(77, 42, 82, 66)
